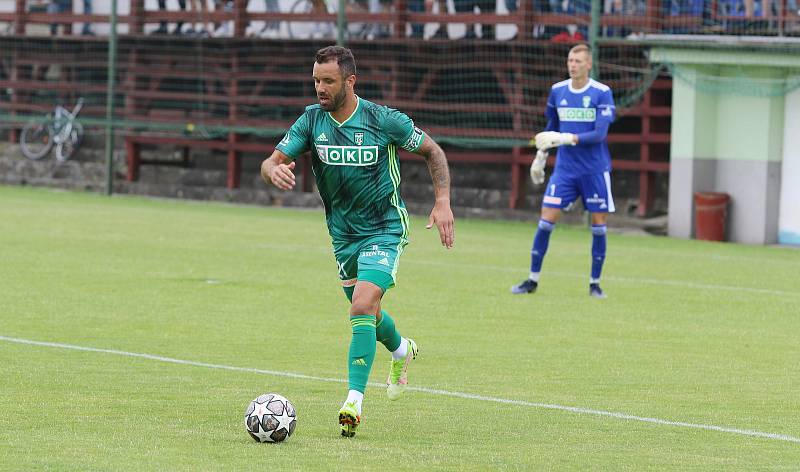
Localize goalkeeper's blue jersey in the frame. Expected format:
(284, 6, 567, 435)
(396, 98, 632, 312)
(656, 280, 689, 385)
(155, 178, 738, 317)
(545, 78, 616, 176)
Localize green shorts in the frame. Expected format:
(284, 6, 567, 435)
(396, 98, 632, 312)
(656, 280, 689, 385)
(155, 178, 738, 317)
(332, 234, 408, 298)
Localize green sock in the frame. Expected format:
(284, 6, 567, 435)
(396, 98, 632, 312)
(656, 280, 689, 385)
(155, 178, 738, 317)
(376, 310, 402, 352)
(348, 315, 376, 393)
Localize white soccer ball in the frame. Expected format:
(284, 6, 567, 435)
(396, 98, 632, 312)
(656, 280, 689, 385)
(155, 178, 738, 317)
(244, 393, 297, 443)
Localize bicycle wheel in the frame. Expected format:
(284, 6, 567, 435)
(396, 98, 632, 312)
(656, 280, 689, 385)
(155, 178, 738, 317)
(55, 121, 83, 162)
(20, 120, 54, 160)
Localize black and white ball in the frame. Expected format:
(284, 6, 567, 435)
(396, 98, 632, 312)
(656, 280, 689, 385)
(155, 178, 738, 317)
(244, 393, 297, 443)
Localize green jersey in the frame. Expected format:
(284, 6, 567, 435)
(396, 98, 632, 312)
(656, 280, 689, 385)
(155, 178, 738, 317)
(276, 96, 424, 240)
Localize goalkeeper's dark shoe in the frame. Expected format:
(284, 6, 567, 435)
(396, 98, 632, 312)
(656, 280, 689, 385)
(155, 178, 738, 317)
(589, 283, 607, 299)
(511, 279, 538, 294)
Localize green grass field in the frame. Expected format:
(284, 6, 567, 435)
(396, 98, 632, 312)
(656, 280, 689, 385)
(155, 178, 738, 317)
(1, 185, 798, 470)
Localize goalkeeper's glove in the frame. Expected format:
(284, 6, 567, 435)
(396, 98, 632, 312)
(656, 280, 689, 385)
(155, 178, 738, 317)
(535, 131, 576, 150)
(530, 149, 548, 185)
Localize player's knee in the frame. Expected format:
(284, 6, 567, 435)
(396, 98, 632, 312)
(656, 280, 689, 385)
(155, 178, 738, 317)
(538, 219, 556, 232)
(349, 291, 381, 316)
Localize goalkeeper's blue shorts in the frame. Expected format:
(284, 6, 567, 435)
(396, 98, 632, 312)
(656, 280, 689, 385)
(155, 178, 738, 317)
(542, 170, 615, 213)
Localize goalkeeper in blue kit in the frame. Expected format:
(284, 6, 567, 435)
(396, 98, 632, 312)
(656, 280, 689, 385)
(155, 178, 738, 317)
(513, 44, 616, 299)
(261, 46, 455, 437)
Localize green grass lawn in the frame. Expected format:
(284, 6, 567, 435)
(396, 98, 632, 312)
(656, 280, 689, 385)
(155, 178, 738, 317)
(1, 185, 798, 471)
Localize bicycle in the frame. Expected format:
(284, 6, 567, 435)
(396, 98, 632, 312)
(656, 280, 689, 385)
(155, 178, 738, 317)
(20, 98, 84, 162)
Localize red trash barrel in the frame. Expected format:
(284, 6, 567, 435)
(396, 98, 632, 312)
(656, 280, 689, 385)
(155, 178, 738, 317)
(694, 192, 730, 241)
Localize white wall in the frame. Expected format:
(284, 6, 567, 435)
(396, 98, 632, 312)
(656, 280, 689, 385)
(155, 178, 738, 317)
(778, 87, 800, 245)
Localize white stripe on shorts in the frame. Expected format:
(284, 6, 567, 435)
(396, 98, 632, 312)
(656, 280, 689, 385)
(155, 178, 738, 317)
(604, 171, 615, 213)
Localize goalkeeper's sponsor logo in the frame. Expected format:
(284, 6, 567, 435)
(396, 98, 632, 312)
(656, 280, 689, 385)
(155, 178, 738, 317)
(402, 126, 424, 151)
(558, 107, 596, 122)
(586, 193, 608, 209)
(315, 144, 379, 166)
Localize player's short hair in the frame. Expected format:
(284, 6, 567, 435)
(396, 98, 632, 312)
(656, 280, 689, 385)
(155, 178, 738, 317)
(315, 46, 357, 79)
(569, 44, 591, 58)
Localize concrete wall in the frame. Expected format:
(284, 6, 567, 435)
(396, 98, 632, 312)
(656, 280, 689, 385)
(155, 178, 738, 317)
(654, 46, 800, 244)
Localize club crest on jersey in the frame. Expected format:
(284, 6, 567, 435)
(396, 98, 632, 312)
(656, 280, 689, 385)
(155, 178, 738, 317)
(354, 132, 364, 145)
(582, 96, 591, 108)
(315, 144, 379, 166)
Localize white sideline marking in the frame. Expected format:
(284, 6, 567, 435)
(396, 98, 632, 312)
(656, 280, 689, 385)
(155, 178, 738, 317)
(2, 335, 799, 444)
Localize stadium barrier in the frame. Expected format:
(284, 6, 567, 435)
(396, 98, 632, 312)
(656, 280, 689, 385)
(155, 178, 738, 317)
(2, 1, 798, 214)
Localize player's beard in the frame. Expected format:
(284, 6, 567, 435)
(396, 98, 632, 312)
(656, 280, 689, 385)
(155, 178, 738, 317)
(319, 85, 347, 112)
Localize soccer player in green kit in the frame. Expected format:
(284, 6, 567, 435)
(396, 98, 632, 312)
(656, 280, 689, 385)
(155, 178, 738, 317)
(261, 46, 455, 438)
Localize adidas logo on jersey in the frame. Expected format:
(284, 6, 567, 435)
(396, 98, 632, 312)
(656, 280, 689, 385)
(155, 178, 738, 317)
(377, 257, 390, 267)
(316, 132, 328, 142)
(560, 99, 568, 106)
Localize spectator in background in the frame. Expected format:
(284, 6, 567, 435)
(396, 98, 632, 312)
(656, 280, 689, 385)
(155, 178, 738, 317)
(186, 0, 211, 36)
(48, 0, 71, 35)
(563, 0, 590, 37)
(667, 0, 705, 32)
(365, 0, 392, 38)
(551, 23, 585, 41)
(246, 0, 281, 38)
(152, 0, 188, 35)
(454, 0, 496, 39)
(410, 0, 448, 39)
(603, 0, 640, 37)
(409, 0, 426, 38)
(211, 0, 235, 37)
(418, 0, 449, 39)
(46, 0, 93, 35)
(80, 0, 94, 35)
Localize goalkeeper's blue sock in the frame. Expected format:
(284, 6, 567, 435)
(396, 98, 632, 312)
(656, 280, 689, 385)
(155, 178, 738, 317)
(529, 219, 555, 280)
(590, 224, 607, 282)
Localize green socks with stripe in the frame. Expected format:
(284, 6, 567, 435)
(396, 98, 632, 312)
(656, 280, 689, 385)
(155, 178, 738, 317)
(376, 310, 403, 352)
(348, 315, 377, 393)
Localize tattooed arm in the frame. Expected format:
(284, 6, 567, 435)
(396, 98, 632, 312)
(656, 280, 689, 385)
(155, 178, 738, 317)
(413, 134, 455, 249)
